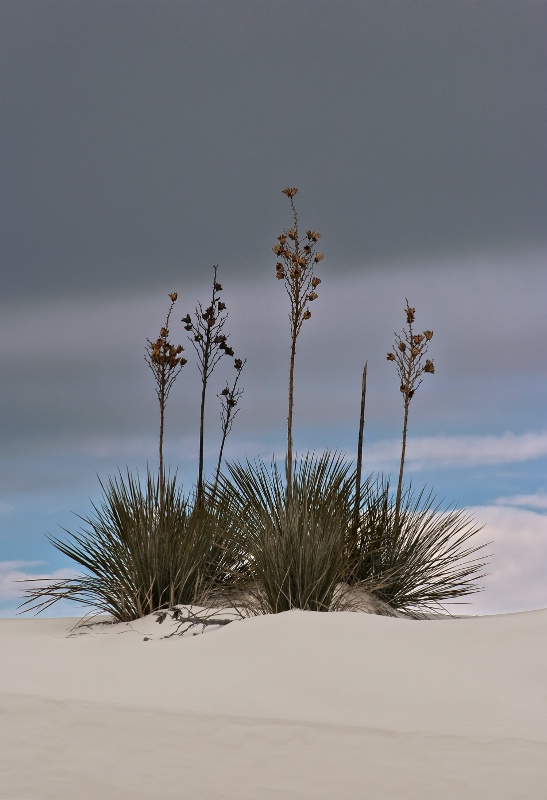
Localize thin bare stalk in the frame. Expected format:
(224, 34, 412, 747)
(352, 362, 368, 542)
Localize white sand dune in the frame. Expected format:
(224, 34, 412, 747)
(1, 606, 546, 799)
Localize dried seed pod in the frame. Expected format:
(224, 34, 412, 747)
(386, 352, 396, 361)
(169, 292, 178, 301)
(282, 187, 298, 198)
(181, 314, 191, 324)
(424, 330, 434, 341)
(303, 309, 311, 320)
(214, 282, 223, 291)
(398, 342, 406, 352)
(406, 306, 416, 324)
(311, 276, 321, 288)
(424, 359, 435, 374)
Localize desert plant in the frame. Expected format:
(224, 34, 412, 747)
(144, 292, 187, 496)
(210, 451, 361, 614)
(386, 300, 434, 532)
(181, 266, 242, 506)
(273, 187, 324, 489)
(18, 469, 229, 621)
(350, 475, 492, 617)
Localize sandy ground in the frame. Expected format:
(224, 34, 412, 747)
(1, 606, 546, 799)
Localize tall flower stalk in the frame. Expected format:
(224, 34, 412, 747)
(145, 293, 187, 497)
(386, 300, 435, 532)
(181, 267, 241, 506)
(273, 187, 324, 489)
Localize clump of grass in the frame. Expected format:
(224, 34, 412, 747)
(273, 187, 324, 488)
(210, 451, 364, 614)
(18, 469, 228, 622)
(350, 475, 492, 617)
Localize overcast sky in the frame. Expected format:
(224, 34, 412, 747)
(1, 0, 546, 617)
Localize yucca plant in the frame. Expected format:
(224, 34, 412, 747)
(210, 451, 363, 614)
(350, 475, 492, 617)
(18, 469, 229, 621)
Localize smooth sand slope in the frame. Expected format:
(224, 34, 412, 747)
(1, 607, 546, 799)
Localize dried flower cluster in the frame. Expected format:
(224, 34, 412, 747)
(386, 302, 434, 400)
(273, 187, 324, 334)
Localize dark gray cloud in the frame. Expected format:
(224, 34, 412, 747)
(1, 0, 545, 303)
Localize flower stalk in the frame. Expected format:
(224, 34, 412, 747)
(386, 300, 435, 532)
(273, 187, 324, 490)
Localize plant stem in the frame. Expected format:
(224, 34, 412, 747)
(197, 325, 211, 507)
(353, 362, 367, 541)
(286, 320, 297, 491)
(394, 373, 411, 533)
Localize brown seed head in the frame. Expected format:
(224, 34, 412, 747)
(314, 252, 324, 263)
(412, 334, 424, 344)
(386, 352, 396, 361)
(169, 292, 178, 302)
(308, 291, 319, 301)
(411, 347, 420, 357)
(160, 327, 168, 337)
(406, 306, 416, 324)
(287, 228, 297, 241)
(218, 301, 226, 311)
(398, 342, 406, 352)
(303, 309, 311, 320)
(311, 276, 321, 288)
(306, 230, 320, 241)
(181, 314, 191, 324)
(424, 330, 433, 341)
(282, 187, 298, 197)
(424, 359, 435, 374)
(214, 282, 223, 291)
